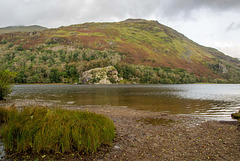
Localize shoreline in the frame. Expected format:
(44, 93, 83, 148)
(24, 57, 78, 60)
(12, 83, 240, 86)
(1, 104, 239, 160)
(87, 106, 239, 160)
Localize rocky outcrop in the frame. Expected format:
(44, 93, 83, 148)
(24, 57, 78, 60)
(80, 66, 122, 84)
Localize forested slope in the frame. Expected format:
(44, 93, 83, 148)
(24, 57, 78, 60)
(0, 19, 239, 84)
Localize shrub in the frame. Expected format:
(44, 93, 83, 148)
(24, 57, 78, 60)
(1, 107, 115, 154)
(0, 70, 15, 100)
(231, 110, 240, 121)
(0, 40, 7, 44)
(16, 45, 24, 51)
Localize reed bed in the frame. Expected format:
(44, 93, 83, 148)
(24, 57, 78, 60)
(0, 106, 115, 155)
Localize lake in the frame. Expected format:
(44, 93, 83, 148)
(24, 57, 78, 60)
(8, 84, 240, 121)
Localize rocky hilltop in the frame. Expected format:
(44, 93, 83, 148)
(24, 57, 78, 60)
(0, 19, 239, 84)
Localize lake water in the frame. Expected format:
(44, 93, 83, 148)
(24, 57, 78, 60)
(8, 84, 240, 121)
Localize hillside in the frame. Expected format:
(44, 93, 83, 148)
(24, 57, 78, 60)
(0, 19, 239, 84)
(0, 25, 47, 34)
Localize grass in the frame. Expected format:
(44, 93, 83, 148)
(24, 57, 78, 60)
(0, 107, 8, 123)
(0, 106, 16, 124)
(0, 106, 115, 155)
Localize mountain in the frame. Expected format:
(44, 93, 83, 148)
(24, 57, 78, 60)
(0, 25, 47, 34)
(0, 19, 239, 84)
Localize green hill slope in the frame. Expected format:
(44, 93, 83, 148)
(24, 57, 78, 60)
(0, 19, 239, 84)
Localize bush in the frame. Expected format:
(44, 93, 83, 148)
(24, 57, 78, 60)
(0, 70, 15, 100)
(49, 68, 62, 83)
(0, 40, 7, 44)
(1, 107, 115, 154)
(231, 110, 240, 121)
(16, 45, 24, 51)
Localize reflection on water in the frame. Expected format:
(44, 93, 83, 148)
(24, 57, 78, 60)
(138, 118, 176, 126)
(8, 84, 240, 121)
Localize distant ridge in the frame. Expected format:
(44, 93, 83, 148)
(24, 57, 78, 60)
(0, 25, 47, 34)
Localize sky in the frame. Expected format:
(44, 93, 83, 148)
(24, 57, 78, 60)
(0, 0, 240, 58)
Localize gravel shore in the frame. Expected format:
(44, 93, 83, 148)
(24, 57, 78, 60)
(77, 105, 240, 161)
(1, 103, 239, 160)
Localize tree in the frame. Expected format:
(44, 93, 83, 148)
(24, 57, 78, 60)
(15, 71, 27, 83)
(0, 70, 15, 100)
(49, 68, 62, 83)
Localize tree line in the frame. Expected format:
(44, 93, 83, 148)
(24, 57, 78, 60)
(0, 43, 235, 84)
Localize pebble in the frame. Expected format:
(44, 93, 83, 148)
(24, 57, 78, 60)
(114, 145, 120, 150)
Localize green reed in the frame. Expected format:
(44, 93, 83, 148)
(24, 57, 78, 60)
(0, 106, 115, 154)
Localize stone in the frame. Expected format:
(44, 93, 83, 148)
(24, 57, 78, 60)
(79, 66, 122, 84)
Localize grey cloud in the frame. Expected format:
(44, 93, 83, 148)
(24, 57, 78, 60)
(0, 0, 166, 27)
(72, 0, 164, 23)
(0, 0, 90, 27)
(162, 0, 240, 18)
(226, 22, 240, 31)
(79, 0, 240, 21)
(0, 0, 240, 27)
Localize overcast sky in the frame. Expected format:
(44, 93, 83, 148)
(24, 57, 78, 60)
(0, 0, 240, 58)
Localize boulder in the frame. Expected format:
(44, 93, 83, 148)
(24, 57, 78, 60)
(80, 66, 122, 84)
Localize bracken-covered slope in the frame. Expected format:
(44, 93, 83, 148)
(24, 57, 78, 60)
(0, 19, 239, 84)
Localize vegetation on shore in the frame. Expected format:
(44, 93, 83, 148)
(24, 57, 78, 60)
(231, 110, 240, 121)
(0, 106, 115, 157)
(0, 70, 15, 100)
(0, 19, 240, 84)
